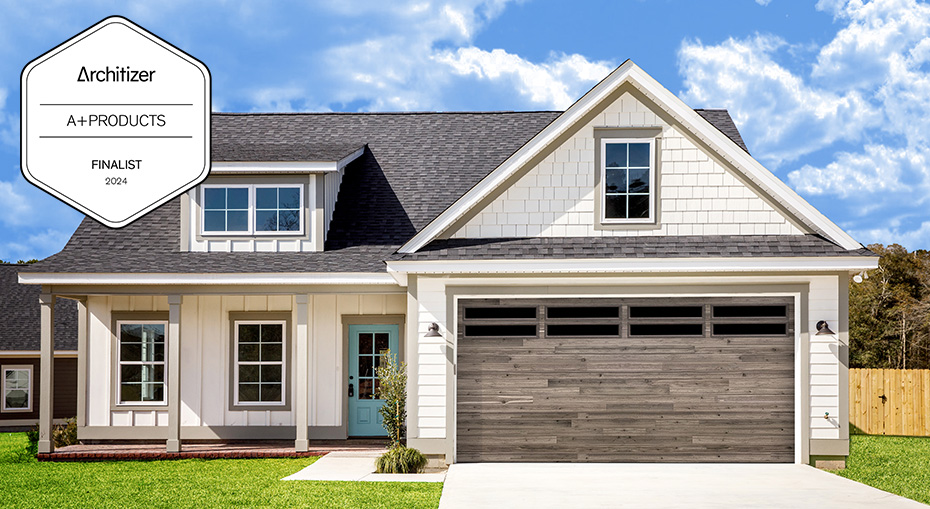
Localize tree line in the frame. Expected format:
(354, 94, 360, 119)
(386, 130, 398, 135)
(850, 244, 930, 369)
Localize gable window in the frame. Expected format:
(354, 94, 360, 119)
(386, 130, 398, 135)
(2, 365, 32, 412)
(601, 139, 654, 222)
(201, 184, 304, 235)
(117, 321, 167, 405)
(234, 321, 286, 406)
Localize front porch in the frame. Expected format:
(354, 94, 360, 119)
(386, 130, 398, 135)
(38, 439, 389, 462)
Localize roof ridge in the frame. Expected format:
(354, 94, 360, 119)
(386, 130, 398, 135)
(211, 110, 562, 116)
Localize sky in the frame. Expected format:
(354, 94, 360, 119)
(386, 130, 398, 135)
(1, 0, 929, 261)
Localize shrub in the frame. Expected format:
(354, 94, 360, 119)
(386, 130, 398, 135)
(375, 446, 428, 474)
(23, 417, 78, 457)
(375, 349, 406, 450)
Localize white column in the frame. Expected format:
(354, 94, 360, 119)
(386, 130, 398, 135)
(166, 295, 182, 452)
(294, 294, 310, 451)
(38, 293, 55, 454)
(76, 299, 88, 429)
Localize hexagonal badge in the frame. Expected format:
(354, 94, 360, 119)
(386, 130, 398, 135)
(21, 16, 210, 228)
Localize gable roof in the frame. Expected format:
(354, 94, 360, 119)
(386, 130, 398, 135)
(397, 60, 862, 254)
(0, 264, 77, 351)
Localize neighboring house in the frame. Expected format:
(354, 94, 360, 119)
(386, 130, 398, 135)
(0, 264, 77, 428)
(19, 61, 877, 468)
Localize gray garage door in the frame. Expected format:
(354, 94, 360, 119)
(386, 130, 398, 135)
(456, 298, 795, 463)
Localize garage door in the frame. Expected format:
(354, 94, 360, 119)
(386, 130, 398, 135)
(456, 298, 794, 462)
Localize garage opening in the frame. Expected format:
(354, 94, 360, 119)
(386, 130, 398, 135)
(456, 297, 794, 463)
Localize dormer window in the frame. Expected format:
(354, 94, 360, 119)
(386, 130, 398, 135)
(601, 139, 654, 222)
(201, 184, 304, 235)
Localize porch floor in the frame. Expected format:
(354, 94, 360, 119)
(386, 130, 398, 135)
(38, 440, 389, 462)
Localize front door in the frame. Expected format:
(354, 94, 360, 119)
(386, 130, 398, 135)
(348, 324, 400, 437)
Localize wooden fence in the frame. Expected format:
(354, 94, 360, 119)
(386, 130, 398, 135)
(849, 368, 930, 436)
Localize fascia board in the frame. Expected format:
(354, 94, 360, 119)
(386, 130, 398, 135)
(18, 272, 397, 286)
(623, 66, 862, 250)
(386, 256, 879, 275)
(210, 147, 365, 174)
(398, 60, 638, 254)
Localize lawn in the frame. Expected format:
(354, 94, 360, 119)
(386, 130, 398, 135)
(0, 433, 442, 508)
(828, 434, 930, 505)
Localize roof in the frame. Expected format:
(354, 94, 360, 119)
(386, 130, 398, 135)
(396, 235, 874, 261)
(694, 109, 749, 153)
(26, 108, 862, 276)
(0, 265, 77, 351)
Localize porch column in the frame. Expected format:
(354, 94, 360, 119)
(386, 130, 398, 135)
(76, 299, 88, 429)
(38, 293, 55, 454)
(294, 294, 310, 452)
(166, 295, 182, 453)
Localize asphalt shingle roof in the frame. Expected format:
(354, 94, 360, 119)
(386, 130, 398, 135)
(695, 109, 750, 153)
(397, 235, 873, 261)
(0, 265, 77, 351)
(26, 110, 866, 275)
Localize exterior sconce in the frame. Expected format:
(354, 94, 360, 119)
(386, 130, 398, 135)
(424, 322, 442, 337)
(815, 320, 835, 335)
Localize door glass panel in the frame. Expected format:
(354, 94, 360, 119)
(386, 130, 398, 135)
(359, 379, 373, 399)
(375, 333, 389, 354)
(359, 356, 373, 377)
(359, 333, 373, 354)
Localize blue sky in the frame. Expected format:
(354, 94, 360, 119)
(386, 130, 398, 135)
(1, 0, 929, 261)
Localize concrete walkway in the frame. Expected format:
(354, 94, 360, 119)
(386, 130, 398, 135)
(439, 463, 924, 508)
(283, 451, 446, 482)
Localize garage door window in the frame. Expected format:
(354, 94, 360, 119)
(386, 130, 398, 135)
(712, 305, 789, 336)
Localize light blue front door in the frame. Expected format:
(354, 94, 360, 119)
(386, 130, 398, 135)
(348, 324, 400, 437)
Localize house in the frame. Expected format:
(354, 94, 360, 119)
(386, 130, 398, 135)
(19, 61, 878, 468)
(0, 264, 77, 428)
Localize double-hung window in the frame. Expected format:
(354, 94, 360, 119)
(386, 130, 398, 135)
(601, 139, 655, 222)
(117, 321, 167, 405)
(2, 366, 32, 412)
(234, 321, 286, 406)
(202, 184, 304, 235)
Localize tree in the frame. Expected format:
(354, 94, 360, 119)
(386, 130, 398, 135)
(849, 244, 930, 369)
(375, 349, 406, 449)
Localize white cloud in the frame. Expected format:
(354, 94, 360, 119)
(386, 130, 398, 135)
(0, 180, 33, 226)
(678, 35, 880, 168)
(436, 48, 613, 109)
(755, 0, 773, 5)
(0, 228, 73, 262)
(850, 220, 930, 249)
(787, 144, 919, 198)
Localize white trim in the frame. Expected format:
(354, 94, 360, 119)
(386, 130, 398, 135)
(115, 320, 168, 407)
(233, 320, 287, 407)
(398, 61, 863, 253)
(1, 365, 33, 412)
(600, 138, 655, 224)
(18, 272, 398, 286)
(0, 351, 78, 357)
(387, 256, 879, 275)
(210, 147, 365, 174)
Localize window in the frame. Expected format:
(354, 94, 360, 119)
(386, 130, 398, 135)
(234, 321, 286, 406)
(117, 321, 167, 404)
(2, 366, 32, 412)
(601, 139, 654, 222)
(201, 184, 304, 235)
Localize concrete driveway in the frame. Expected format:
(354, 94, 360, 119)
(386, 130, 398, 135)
(438, 463, 924, 508)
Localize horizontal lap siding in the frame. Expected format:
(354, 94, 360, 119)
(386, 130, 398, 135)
(456, 298, 794, 462)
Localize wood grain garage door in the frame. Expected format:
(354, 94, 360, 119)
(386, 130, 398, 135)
(456, 298, 794, 463)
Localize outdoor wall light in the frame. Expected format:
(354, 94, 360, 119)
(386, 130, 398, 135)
(816, 320, 836, 335)
(424, 322, 442, 337)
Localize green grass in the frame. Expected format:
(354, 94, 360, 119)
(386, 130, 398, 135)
(828, 434, 930, 505)
(0, 433, 442, 508)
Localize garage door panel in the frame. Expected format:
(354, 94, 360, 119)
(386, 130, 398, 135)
(456, 297, 795, 463)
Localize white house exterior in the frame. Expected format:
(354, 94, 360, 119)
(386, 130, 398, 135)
(21, 61, 877, 467)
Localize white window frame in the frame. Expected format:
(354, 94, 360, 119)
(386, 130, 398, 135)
(1, 365, 32, 412)
(600, 138, 656, 224)
(116, 320, 168, 406)
(233, 320, 287, 407)
(200, 184, 305, 236)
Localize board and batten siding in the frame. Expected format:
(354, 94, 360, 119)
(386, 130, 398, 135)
(451, 92, 804, 239)
(84, 293, 405, 429)
(409, 274, 844, 458)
